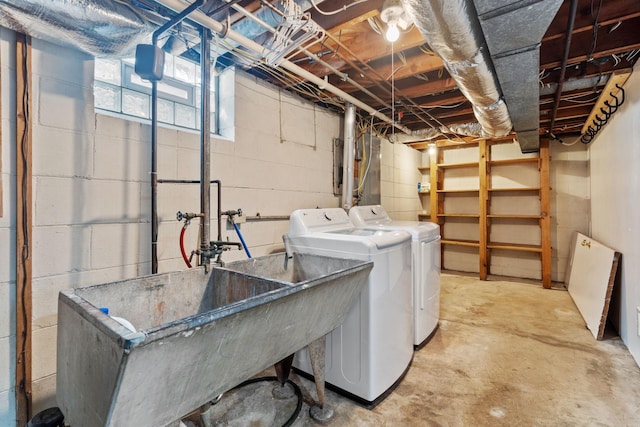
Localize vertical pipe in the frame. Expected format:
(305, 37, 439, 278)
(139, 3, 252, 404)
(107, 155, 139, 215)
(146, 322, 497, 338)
(151, 79, 159, 274)
(548, 0, 578, 136)
(341, 103, 356, 210)
(199, 27, 212, 265)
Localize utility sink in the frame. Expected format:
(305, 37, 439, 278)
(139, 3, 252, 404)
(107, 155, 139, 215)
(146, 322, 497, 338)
(57, 253, 372, 427)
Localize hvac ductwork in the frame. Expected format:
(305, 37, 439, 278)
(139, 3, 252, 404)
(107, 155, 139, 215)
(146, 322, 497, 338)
(400, 0, 513, 138)
(388, 122, 487, 144)
(471, 0, 563, 153)
(0, 0, 155, 56)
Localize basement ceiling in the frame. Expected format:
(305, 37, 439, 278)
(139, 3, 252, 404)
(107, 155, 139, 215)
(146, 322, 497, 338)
(4, 0, 640, 151)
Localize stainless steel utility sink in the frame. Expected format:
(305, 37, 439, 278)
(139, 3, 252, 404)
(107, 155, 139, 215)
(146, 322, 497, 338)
(56, 253, 372, 427)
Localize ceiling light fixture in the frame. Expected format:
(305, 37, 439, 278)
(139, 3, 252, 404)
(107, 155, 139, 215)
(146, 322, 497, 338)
(380, 0, 410, 43)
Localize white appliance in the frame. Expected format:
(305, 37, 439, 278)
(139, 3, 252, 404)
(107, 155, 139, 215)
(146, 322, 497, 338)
(286, 208, 413, 406)
(349, 205, 441, 348)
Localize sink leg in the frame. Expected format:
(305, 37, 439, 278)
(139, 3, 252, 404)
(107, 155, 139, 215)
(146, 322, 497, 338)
(272, 354, 295, 400)
(308, 336, 334, 423)
(274, 354, 294, 385)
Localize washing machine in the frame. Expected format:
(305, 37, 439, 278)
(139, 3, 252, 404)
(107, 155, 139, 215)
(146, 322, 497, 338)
(286, 208, 413, 406)
(349, 205, 441, 348)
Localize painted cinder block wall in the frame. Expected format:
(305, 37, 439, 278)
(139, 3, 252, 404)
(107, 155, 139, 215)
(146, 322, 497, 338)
(380, 138, 423, 220)
(0, 31, 342, 421)
(589, 60, 640, 367)
(0, 28, 17, 427)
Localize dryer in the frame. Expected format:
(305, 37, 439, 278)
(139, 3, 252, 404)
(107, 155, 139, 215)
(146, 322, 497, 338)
(349, 205, 441, 348)
(286, 208, 413, 406)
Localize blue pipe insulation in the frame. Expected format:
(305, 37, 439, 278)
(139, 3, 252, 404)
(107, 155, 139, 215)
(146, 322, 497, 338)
(233, 222, 252, 258)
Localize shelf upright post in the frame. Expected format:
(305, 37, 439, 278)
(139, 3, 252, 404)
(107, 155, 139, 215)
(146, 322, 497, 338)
(539, 138, 552, 288)
(429, 145, 440, 223)
(479, 139, 489, 280)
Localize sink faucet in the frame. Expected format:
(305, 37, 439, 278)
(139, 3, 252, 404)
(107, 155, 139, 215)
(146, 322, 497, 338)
(282, 234, 294, 269)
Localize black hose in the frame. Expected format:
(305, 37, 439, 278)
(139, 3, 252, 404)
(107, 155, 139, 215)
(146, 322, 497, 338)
(230, 376, 303, 427)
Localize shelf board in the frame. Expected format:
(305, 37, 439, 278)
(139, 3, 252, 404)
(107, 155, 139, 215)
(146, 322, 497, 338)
(417, 191, 430, 195)
(437, 189, 480, 194)
(438, 213, 480, 218)
(489, 187, 540, 193)
(418, 166, 430, 173)
(487, 214, 543, 220)
(489, 158, 539, 166)
(437, 161, 479, 169)
(487, 242, 543, 253)
(418, 214, 431, 220)
(441, 239, 480, 247)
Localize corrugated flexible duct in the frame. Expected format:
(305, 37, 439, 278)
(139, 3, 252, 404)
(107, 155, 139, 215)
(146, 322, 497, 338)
(400, 0, 512, 137)
(0, 0, 155, 56)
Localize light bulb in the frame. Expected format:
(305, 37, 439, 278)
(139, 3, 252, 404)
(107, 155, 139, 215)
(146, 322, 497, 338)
(428, 143, 437, 156)
(386, 22, 400, 42)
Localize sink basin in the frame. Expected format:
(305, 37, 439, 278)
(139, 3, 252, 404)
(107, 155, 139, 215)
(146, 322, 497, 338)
(57, 253, 372, 427)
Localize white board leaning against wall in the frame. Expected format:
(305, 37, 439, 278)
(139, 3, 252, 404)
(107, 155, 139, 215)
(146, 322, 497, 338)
(566, 232, 621, 340)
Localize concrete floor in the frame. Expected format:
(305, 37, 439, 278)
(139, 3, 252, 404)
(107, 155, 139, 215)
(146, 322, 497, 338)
(195, 273, 640, 426)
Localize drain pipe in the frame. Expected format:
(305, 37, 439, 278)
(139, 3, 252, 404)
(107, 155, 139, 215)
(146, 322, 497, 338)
(341, 103, 356, 210)
(150, 0, 205, 273)
(548, 0, 578, 137)
(200, 26, 213, 266)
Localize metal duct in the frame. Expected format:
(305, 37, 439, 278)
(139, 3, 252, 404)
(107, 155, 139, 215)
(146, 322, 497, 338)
(400, 0, 513, 138)
(0, 0, 155, 56)
(342, 103, 357, 210)
(388, 122, 488, 143)
(472, 0, 563, 152)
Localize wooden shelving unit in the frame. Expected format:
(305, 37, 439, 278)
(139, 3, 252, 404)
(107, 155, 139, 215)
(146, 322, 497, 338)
(418, 139, 551, 288)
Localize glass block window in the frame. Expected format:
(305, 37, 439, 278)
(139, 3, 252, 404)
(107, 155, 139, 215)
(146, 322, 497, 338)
(94, 53, 219, 133)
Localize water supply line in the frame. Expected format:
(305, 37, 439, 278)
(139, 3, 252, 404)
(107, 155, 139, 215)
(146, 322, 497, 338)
(224, 209, 252, 258)
(176, 211, 205, 268)
(341, 103, 357, 210)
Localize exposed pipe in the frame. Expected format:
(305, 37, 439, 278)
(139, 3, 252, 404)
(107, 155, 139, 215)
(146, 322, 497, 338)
(548, 0, 578, 137)
(158, 179, 223, 241)
(400, 0, 512, 137)
(230, 1, 392, 110)
(200, 26, 213, 266)
(150, 0, 204, 274)
(156, 0, 412, 135)
(341, 103, 356, 210)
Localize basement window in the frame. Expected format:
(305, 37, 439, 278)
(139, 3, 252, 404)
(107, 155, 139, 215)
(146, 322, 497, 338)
(94, 54, 233, 137)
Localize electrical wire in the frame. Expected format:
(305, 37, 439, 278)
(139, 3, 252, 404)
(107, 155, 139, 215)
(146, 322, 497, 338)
(587, 0, 604, 61)
(309, 0, 369, 16)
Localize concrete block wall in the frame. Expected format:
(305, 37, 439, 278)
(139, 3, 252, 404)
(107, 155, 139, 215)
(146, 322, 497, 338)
(0, 27, 16, 427)
(549, 141, 589, 282)
(0, 31, 343, 419)
(380, 138, 423, 220)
